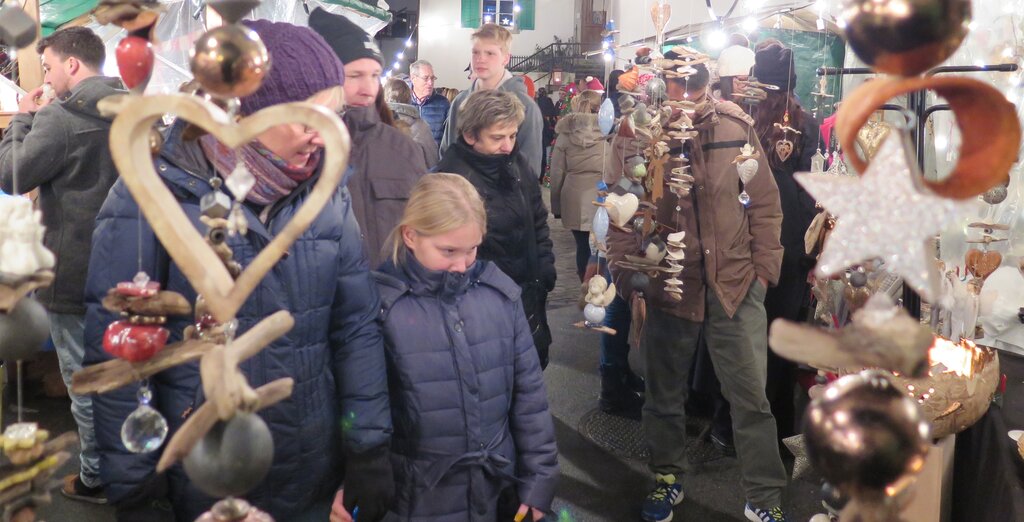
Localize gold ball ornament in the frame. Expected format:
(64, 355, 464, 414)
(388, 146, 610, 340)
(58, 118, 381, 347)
(804, 370, 930, 499)
(841, 0, 972, 76)
(189, 24, 270, 100)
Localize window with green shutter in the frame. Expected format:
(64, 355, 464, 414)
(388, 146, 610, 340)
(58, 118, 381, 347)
(462, 0, 535, 30)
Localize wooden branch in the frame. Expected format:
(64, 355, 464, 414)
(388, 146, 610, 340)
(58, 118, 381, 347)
(200, 311, 294, 421)
(0, 271, 53, 313)
(100, 94, 350, 323)
(572, 322, 617, 335)
(70, 339, 213, 395)
(156, 378, 294, 473)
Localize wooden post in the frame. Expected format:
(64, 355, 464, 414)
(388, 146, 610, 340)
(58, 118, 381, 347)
(16, 0, 43, 92)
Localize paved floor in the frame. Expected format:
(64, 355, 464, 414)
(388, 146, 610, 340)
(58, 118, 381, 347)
(15, 190, 1024, 521)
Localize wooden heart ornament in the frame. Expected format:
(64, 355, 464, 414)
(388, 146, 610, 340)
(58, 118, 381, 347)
(855, 120, 891, 161)
(965, 248, 1002, 280)
(102, 94, 351, 323)
(775, 139, 794, 162)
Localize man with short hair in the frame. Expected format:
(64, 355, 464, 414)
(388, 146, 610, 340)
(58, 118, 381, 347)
(409, 60, 449, 146)
(309, 7, 427, 268)
(440, 24, 544, 179)
(606, 62, 790, 522)
(0, 25, 125, 505)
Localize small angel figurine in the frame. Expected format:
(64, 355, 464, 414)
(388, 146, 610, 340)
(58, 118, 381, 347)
(583, 275, 617, 325)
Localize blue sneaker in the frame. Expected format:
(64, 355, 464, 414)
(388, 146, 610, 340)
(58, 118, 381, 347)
(641, 473, 684, 522)
(745, 503, 789, 522)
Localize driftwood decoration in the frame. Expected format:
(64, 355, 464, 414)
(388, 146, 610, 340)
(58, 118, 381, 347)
(70, 338, 214, 395)
(0, 271, 53, 313)
(0, 431, 77, 522)
(98, 93, 351, 323)
(200, 311, 294, 421)
(157, 378, 293, 473)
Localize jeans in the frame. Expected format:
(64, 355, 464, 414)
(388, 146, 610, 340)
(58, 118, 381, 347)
(600, 294, 632, 370)
(50, 313, 102, 488)
(641, 282, 787, 508)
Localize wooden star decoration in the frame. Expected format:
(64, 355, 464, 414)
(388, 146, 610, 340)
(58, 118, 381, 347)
(795, 133, 974, 302)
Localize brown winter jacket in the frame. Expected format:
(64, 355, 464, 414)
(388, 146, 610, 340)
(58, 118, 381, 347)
(605, 100, 783, 321)
(549, 113, 607, 231)
(343, 106, 429, 268)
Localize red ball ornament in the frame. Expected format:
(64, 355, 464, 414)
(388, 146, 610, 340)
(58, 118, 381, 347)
(103, 321, 169, 362)
(116, 36, 155, 94)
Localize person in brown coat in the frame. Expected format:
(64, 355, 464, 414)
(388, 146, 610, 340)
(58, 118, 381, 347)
(549, 89, 605, 280)
(606, 63, 790, 522)
(309, 7, 428, 267)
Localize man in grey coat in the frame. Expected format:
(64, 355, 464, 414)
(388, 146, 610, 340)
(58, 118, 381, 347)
(440, 23, 545, 179)
(0, 26, 124, 505)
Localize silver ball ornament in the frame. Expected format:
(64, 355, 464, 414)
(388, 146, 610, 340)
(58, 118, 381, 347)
(0, 297, 50, 360)
(183, 412, 274, 498)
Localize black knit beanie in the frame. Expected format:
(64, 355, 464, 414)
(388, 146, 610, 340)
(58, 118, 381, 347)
(308, 7, 384, 67)
(753, 44, 797, 92)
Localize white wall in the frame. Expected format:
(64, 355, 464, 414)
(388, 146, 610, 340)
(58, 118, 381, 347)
(419, 0, 578, 90)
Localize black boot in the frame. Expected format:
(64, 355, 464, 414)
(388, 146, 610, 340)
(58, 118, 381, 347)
(599, 366, 644, 419)
(624, 363, 646, 394)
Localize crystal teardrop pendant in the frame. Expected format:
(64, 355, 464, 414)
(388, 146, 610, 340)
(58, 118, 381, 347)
(738, 190, 752, 207)
(121, 385, 168, 453)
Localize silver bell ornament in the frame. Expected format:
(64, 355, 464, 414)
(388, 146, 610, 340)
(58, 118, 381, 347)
(184, 412, 274, 498)
(0, 296, 50, 360)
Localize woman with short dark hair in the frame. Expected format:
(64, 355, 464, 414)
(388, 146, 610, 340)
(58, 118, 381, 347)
(435, 90, 556, 369)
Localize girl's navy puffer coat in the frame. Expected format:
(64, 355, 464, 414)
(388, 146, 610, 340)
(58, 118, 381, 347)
(82, 125, 392, 521)
(374, 256, 558, 521)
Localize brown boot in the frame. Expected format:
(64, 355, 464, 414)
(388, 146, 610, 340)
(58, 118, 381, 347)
(61, 473, 107, 505)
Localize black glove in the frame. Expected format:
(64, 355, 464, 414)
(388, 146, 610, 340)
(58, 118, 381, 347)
(342, 445, 394, 521)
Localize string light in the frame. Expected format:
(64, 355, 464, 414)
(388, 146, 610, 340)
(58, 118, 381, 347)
(383, 23, 419, 80)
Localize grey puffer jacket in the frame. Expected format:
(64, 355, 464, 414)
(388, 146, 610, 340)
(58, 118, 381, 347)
(374, 255, 558, 521)
(389, 102, 440, 168)
(0, 76, 125, 314)
(440, 71, 544, 179)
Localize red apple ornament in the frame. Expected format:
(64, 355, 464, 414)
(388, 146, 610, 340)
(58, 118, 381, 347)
(116, 36, 155, 95)
(103, 321, 169, 362)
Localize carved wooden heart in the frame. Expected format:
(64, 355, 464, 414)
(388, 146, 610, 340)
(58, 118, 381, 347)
(966, 248, 1002, 280)
(775, 139, 794, 162)
(856, 120, 891, 161)
(102, 94, 351, 323)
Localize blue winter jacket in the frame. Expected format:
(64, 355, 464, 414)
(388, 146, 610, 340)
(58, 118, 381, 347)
(82, 123, 392, 521)
(412, 92, 450, 145)
(374, 255, 558, 521)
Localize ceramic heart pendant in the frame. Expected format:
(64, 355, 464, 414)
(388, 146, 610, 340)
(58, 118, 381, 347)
(101, 94, 351, 323)
(856, 120, 892, 161)
(775, 139, 794, 162)
(737, 158, 758, 185)
(605, 193, 640, 228)
(966, 248, 1002, 279)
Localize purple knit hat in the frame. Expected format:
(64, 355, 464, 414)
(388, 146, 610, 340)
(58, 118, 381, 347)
(239, 20, 345, 116)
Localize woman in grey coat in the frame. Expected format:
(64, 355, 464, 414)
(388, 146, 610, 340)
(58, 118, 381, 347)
(384, 78, 440, 168)
(365, 173, 558, 522)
